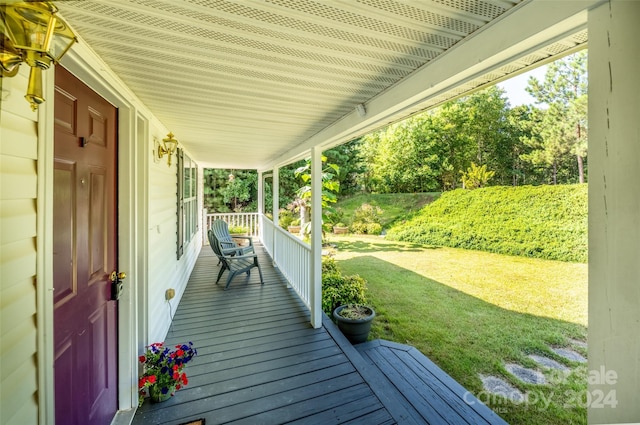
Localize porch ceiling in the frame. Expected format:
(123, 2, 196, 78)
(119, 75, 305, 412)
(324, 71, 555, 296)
(55, 0, 593, 169)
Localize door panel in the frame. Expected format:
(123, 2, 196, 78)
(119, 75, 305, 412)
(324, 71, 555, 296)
(89, 167, 106, 280)
(54, 66, 118, 425)
(53, 162, 76, 305)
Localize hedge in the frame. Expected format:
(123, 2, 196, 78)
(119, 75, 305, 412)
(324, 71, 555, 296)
(386, 184, 587, 262)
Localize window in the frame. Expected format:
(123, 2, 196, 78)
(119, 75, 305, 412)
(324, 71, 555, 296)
(177, 149, 198, 259)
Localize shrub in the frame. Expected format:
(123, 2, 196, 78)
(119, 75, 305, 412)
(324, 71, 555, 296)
(326, 207, 345, 225)
(386, 184, 587, 262)
(322, 257, 340, 274)
(278, 209, 295, 229)
(321, 257, 367, 314)
(322, 222, 334, 233)
(350, 203, 384, 234)
(460, 162, 495, 189)
(350, 222, 383, 235)
(228, 225, 248, 234)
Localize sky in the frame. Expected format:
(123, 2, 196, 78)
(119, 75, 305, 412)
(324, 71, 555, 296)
(497, 65, 548, 107)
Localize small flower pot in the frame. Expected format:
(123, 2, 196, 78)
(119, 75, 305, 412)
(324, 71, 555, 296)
(333, 305, 375, 344)
(288, 225, 301, 234)
(149, 385, 175, 403)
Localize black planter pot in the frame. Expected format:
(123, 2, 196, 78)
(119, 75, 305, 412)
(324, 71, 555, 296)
(333, 305, 375, 344)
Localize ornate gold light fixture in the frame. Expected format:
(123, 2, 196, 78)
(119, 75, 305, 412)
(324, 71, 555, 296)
(0, 1, 77, 110)
(157, 132, 179, 166)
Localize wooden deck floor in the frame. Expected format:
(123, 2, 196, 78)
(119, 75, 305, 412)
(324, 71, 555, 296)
(132, 244, 506, 425)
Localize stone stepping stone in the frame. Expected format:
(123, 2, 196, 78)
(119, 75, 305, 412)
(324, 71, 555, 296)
(529, 354, 570, 371)
(553, 347, 587, 363)
(569, 339, 587, 349)
(505, 363, 546, 384)
(481, 375, 525, 403)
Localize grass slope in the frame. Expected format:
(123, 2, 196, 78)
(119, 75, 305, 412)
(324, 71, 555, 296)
(386, 185, 587, 262)
(330, 234, 588, 425)
(335, 192, 439, 228)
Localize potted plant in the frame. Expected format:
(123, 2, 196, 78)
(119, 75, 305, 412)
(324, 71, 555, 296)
(333, 304, 375, 344)
(138, 341, 197, 406)
(228, 225, 250, 245)
(332, 222, 349, 234)
(287, 218, 301, 234)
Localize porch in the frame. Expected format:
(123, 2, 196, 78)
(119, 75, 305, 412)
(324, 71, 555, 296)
(132, 243, 506, 424)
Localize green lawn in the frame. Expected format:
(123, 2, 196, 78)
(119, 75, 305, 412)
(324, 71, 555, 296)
(328, 234, 588, 425)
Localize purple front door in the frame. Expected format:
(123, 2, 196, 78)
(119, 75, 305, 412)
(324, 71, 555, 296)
(53, 66, 118, 425)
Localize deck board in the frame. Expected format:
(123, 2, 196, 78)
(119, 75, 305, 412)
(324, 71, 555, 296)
(132, 244, 506, 425)
(133, 245, 395, 425)
(356, 340, 508, 425)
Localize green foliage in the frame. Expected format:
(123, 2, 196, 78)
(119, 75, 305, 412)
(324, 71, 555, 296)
(335, 193, 438, 229)
(203, 169, 258, 212)
(460, 162, 495, 189)
(359, 86, 517, 192)
(386, 184, 587, 262)
(221, 174, 251, 211)
(324, 207, 345, 225)
(321, 257, 367, 315)
(525, 51, 588, 184)
(277, 209, 296, 229)
(349, 203, 384, 235)
(227, 225, 248, 234)
(350, 222, 383, 235)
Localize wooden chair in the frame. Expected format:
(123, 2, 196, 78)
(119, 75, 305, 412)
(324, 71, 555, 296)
(207, 224, 264, 290)
(210, 219, 254, 255)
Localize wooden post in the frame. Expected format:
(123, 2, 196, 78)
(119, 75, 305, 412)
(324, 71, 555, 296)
(588, 1, 640, 422)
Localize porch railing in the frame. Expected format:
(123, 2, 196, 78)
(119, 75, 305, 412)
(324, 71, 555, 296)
(261, 217, 312, 310)
(203, 210, 260, 241)
(203, 211, 313, 313)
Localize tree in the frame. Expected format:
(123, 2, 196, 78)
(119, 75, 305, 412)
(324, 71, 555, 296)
(203, 169, 258, 212)
(525, 51, 588, 183)
(360, 114, 443, 193)
(460, 163, 495, 189)
(220, 173, 251, 211)
(291, 155, 340, 228)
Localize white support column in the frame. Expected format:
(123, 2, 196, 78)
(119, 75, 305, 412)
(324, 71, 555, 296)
(257, 171, 264, 215)
(588, 2, 640, 423)
(273, 167, 279, 228)
(310, 146, 323, 328)
(257, 171, 264, 238)
(272, 166, 279, 266)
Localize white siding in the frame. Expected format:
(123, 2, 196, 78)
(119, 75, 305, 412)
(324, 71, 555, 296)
(146, 127, 201, 344)
(0, 70, 40, 424)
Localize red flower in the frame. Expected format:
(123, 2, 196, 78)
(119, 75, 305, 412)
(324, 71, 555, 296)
(176, 349, 184, 357)
(176, 384, 182, 390)
(138, 377, 146, 389)
(138, 355, 146, 363)
(148, 375, 156, 384)
(181, 374, 188, 385)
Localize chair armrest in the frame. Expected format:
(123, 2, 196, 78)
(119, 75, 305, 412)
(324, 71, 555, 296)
(234, 236, 255, 247)
(225, 253, 258, 261)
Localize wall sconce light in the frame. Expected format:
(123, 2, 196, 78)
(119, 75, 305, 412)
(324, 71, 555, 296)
(0, 1, 78, 111)
(157, 132, 179, 166)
